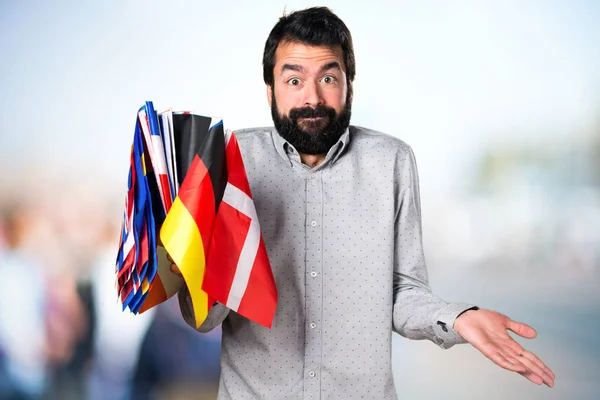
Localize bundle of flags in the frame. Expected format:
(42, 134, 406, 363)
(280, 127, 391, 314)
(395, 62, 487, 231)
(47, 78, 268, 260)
(115, 101, 278, 328)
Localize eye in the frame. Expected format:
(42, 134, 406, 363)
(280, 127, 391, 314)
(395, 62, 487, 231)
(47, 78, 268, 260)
(288, 78, 301, 86)
(321, 75, 337, 84)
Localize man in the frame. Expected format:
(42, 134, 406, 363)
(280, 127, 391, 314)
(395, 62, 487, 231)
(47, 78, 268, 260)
(174, 7, 555, 399)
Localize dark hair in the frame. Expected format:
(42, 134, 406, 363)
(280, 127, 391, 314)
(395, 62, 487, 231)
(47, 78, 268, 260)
(262, 7, 355, 88)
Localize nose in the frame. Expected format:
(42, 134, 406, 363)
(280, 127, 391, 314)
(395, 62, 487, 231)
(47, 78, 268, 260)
(302, 80, 324, 107)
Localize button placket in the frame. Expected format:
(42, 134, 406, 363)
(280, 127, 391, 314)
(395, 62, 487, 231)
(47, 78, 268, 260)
(304, 171, 323, 397)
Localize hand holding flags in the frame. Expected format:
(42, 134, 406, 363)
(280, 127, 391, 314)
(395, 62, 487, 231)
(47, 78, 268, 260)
(116, 101, 278, 328)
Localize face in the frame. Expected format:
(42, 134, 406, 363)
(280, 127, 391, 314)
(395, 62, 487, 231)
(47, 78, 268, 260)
(268, 41, 352, 155)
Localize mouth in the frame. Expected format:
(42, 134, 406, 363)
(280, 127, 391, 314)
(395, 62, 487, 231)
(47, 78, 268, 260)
(299, 116, 326, 121)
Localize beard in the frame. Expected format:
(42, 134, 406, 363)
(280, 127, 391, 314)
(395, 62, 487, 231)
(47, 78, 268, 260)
(271, 91, 352, 155)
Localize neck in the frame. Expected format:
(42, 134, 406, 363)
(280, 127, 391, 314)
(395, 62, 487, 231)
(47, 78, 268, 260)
(299, 152, 326, 168)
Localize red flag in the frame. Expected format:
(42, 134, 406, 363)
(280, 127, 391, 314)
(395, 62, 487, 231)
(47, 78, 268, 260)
(203, 130, 278, 328)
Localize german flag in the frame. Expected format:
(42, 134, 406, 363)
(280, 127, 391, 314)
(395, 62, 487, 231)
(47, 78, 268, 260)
(159, 114, 228, 327)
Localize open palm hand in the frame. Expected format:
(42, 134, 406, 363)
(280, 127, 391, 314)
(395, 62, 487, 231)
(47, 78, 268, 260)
(454, 308, 555, 387)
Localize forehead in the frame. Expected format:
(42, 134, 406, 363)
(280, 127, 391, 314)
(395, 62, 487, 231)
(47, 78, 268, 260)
(274, 41, 345, 73)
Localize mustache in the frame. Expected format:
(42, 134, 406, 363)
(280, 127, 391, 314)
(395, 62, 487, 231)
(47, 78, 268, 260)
(289, 105, 336, 120)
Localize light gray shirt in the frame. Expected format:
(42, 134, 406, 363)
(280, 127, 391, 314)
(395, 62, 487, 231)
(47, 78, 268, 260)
(179, 125, 476, 399)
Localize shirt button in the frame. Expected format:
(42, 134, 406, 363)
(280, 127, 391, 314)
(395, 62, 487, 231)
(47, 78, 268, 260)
(310, 220, 317, 227)
(310, 322, 316, 329)
(309, 371, 316, 378)
(310, 271, 317, 277)
(437, 321, 449, 333)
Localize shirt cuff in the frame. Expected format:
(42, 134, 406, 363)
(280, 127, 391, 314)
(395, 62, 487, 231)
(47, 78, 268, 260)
(433, 302, 479, 349)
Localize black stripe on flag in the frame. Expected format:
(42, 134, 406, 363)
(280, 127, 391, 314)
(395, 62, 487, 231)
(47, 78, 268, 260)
(172, 114, 228, 213)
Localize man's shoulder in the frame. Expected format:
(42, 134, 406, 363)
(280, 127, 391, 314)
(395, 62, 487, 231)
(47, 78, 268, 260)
(349, 125, 414, 155)
(232, 126, 274, 140)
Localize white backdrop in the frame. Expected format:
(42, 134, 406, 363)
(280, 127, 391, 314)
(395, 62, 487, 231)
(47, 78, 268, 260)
(1, 0, 598, 196)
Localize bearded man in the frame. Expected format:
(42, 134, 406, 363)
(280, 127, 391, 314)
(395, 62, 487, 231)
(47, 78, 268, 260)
(174, 6, 555, 399)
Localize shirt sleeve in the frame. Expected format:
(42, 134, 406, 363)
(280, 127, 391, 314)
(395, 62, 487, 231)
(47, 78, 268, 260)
(391, 144, 477, 349)
(177, 285, 230, 333)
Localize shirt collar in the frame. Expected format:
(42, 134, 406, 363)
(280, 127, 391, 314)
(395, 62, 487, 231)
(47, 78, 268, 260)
(272, 127, 351, 167)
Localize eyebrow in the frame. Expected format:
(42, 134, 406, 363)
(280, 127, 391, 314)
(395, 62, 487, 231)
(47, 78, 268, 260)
(319, 61, 342, 74)
(280, 61, 343, 75)
(281, 64, 304, 74)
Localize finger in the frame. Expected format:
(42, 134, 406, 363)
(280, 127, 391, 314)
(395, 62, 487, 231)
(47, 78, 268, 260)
(512, 346, 555, 380)
(515, 353, 554, 387)
(494, 355, 545, 387)
(170, 263, 182, 276)
(507, 319, 537, 339)
(502, 356, 543, 386)
(488, 351, 528, 374)
(479, 342, 549, 387)
(504, 347, 553, 387)
(486, 347, 544, 386)
(520, 351, 556, 382)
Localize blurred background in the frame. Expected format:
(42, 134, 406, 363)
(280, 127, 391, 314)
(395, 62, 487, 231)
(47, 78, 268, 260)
(0, 0, 599, 399)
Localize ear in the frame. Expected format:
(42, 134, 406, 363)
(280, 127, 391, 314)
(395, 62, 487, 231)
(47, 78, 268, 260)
(266, 85, 273, 108)
(347, 81, 353, 105)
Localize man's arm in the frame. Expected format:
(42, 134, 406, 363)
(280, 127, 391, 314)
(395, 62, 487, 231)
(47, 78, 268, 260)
(392, 144, 555, 387)
(177, 285, 229, 333)
(391, 144, 476, 349)
(159, 231, 230, 332)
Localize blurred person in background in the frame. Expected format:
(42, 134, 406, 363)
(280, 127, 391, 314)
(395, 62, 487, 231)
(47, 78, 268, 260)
(0, 201, 89, 400)
(0, 215, 7, 395)
(131, 296, 221, 400)
(0, 202, 49, 400)
(86, 217, 155, 400)
(44, 272, 90, 400)
(0, 214, 7, 255)
(172, 7, 555, 399)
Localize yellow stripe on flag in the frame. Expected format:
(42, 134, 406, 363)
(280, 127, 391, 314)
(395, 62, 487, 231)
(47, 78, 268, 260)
(160, 197, 209, 328)
(141, 277, 150, 294)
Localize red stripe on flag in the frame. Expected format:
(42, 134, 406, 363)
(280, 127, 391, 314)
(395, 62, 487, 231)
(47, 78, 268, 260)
(136, 219, 149, 281)
(176, 155, 217, 256)
(236, 235, 278, 328)
(128, 151, 136, 215)
(159, 174, 173, 211)
(226, 134, 252, 198)
(203, 201, 252, 302)
(118, 247, 135, 280)
(119, 278, 134, 304)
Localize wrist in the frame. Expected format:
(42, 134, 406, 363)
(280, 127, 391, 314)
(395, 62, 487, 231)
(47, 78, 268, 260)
(453, 306, 480, 332)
